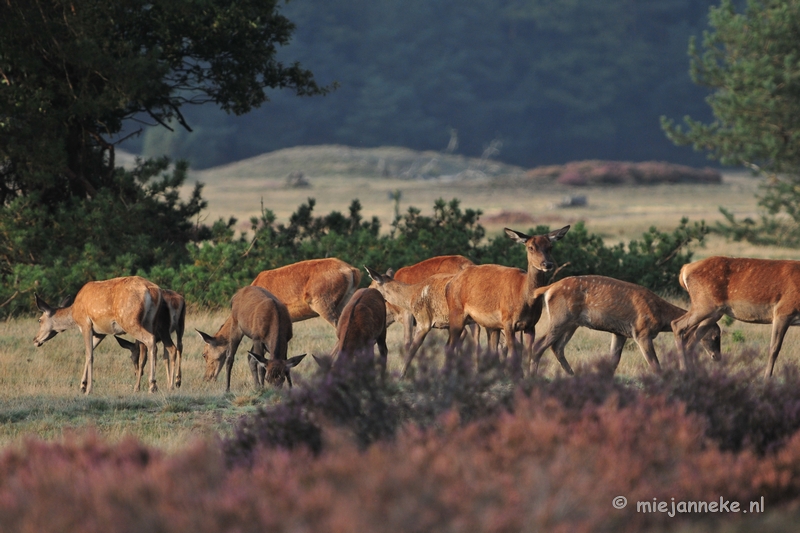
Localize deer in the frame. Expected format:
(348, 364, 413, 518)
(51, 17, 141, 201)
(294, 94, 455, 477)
(251, 258, 361, 328)
(366, 266, 465, 376)
(672, 256, 800, 377)
(196, 285, 306, 392)
(114, 288, 186, 390)
(381, 255, 474, 350)
(445, 226, 570, 375)
(530, 275, 721, 375)
(33, 276, 164, 394)
(314, 287, 389, 378)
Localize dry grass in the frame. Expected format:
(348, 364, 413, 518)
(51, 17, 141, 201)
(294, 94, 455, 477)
(7, 145, 800, 450)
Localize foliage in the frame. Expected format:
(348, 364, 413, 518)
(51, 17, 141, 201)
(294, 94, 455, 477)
(663, 0, 800, 245)
(134, 0, 718, 169)
(2, 196, 707, 315)
(7, 352, 800, 532)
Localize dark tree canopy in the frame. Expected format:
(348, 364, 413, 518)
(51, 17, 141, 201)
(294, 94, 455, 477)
(0, 0, 328, 205)
(662, 0, 800, 244)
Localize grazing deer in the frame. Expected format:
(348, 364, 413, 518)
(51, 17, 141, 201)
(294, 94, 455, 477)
(196, 285, 306, 392)
(672, 256, 800, 377)
(531, 275, 721, 375)
(446, 226, 570, 374)
(318, 287, 389, 377)
(251, 258, 361, 328)
(367, 266, 462, 376)
(382, 255, 474, 349)
(33, 276, 163, 394)
(115, 289, 186, 389)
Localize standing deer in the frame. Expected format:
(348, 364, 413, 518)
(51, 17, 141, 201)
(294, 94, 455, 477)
(367, 266, 463, 376)
(197, 285, 306, 392)
(672, 256, 800, 377)
(251, 258, 361, 328)
(115, 288, 186, 389)
(382, 255, 474, 350)
(33, 276, 163, 394)
(446, 226, 570, 374)
(531, 275, 721, 375)
(317, 287, 389, 378)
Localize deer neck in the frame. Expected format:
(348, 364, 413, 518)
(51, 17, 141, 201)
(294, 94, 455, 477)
(380, 281, 416, 313)
(523, 265, 547, 303)
(215, 314, 240, 347)
(54, 307, 77, 331)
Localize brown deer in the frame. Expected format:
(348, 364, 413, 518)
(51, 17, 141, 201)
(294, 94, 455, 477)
(196, 285, 306, 392)
(33, 276, 164, 394)
(383, 255, 474, 349)
(531, 275, 721, 375)
(367, 266, 464, 376)
(251, 258, 361, 328)
(115, 289, 186, 389)
(672, 256, 800, 377)
(316, 287, 389, 377)
(446, 226, 570, 374)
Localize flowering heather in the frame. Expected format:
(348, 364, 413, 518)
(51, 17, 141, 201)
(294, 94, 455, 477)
(525, 160, 722, 186)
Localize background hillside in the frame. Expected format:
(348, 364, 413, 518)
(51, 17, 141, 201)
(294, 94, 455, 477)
(123, 0, 723, 170)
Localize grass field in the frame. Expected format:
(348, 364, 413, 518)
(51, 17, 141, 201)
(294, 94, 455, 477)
(5, 145, 800, 451)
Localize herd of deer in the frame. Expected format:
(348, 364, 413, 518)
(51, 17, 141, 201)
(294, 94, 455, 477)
(30, 225, 800, 395)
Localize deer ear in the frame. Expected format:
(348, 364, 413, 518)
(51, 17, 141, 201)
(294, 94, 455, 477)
(548, 225, 570, 242)
(311, 353, 332, 371)
(385, 269, 395, 279)
(286, 354, 307, 368)
(34, 293, 54, 316)
(196, 329, 222, 347)
(247, 350, 268, 365)
(58, 295, 74, 308)
(365, 266, 385, 284)
(504, 228, 529, 244)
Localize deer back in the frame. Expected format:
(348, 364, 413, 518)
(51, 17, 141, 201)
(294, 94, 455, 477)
(71, 276, 161, 336)
(334, 288, 386, 357)
(232, 286, 293, 360)
(251, 258, 361, 321)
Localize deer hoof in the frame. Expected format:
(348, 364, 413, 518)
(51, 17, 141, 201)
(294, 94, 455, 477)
(149, 381, 158, 393)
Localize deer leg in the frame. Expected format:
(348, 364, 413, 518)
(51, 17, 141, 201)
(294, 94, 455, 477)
(247, 341, 266, 389)
(377, 328, 388, 382)
(81, 331, 104, 394)
(766, 315, 792, 378)
(609, 334, 627, 371)
(146, 335, 158, 393)
(174, 333, 184, 388)
(161, 335, 178, 391)
(672, 308, 722, 371)
(401, 310, 415, 354)
(311, 299, 340, 329)
(522, 330, 535, 376)
(223, 337, 242, 393)
(550, 326, 577, 376)
(634, 335, 660, 372)
(503, 322, 523, 377)
(402, 323, 433, 377)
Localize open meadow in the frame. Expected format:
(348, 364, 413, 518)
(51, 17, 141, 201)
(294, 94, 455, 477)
(6, 148, 800, 531)
(4, 148, 800, 450)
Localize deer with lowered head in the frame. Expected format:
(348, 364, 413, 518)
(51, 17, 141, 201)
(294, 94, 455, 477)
(251, 258, 361, 328)
(197, 285, 306, 392)
(672, 256, 800, 377)
(33, 276, 165, 394)
(445, 226, 570, 374)
(115, 288, 186, 389)
(314, 287, 389, 378)
(530, 275, 721, 375)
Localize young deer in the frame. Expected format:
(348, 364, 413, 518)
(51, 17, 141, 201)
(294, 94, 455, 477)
(197, 286, 305, 392)
(672, 256, 800, 376)
(446, 226, 570, 374)
(366, 266, 460, 376)
(382, 255, 474, 349)
(531, 275, 721, 375)
(33, 276, 164, 394)
(251, 258, 361, 328)
(115, 288, 185, 389)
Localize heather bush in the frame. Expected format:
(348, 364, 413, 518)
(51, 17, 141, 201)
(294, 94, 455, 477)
(525, 160, 723, 186)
